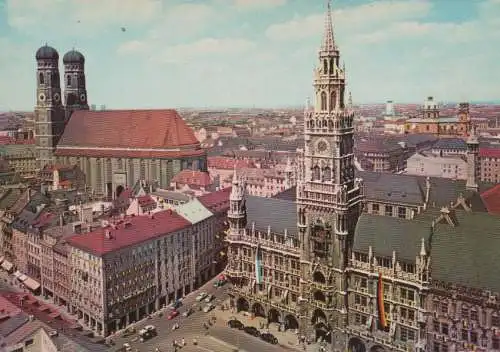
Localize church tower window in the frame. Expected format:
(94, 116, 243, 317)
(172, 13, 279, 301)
(331, 91, 337, 110)
(66, 75, 71, 87)
(323, 167, 332, 181)
(312, 165, 320, 181)
(321, 92, 327, 111)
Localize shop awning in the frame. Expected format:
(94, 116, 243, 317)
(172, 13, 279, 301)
(23, 277, 40, 291)
(13, 271, 22, 278)
(1, 260, 13, 272)
(18, 274, 27, 282)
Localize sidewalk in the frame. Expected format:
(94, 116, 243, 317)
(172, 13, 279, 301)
(213, 300, 324, 352)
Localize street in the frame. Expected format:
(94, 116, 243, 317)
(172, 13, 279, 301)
(109, 278, 288, 352)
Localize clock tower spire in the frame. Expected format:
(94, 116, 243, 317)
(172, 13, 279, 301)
(297, 0, 364, 344)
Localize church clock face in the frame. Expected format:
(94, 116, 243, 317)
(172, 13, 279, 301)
(53, 93, 60, 103)
(317, 140, 328, 153)
(80, 93, 86, 103)
(38, 93, 46, 102)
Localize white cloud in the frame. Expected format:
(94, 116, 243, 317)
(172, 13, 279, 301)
(116, 40, 150, 55)
(148, 3, 218, 39)
(153, 38, 256, 64)
(265, 0, 432, 41)
(6, 0, 163, 36)
(215, 0, 286, 10)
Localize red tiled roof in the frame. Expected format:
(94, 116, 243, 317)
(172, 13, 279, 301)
(66, 210, 191, 256)
(32, 212, 56, 229)
(54, 148, 206, 159)
(481, 184, 500, 215)
(172, 170, 212, 187)
(0, 137, 35, 145)
(208, 157, 255, 169)
(137, 195, 156, 208)
(117, 187, 133, 201)
(197, 187, 231, 213)
(479, 147, 500, 158)
(0, 295, 21, 317)
(57, 109, 199, 149)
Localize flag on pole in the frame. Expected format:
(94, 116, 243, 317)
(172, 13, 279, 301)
(377, 272, 387, 328)
(255, 244, 263, 284)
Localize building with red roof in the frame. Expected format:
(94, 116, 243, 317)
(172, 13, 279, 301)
(170, 169, 218, 196)
(33, 46, 207, 199)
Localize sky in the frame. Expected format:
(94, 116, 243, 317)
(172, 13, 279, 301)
(0, 0, 499, 110)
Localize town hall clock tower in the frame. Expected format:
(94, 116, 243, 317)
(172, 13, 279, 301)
(296, 1, 364, 349)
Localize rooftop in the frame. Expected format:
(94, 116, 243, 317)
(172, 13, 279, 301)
(197, 187, 231, 213)
(55, 109, 201, 155)
(246, 196, 297, 237)
(171, 170, 212, 187)
(66, 210, 191, 256)
(175, 198, 213, 224)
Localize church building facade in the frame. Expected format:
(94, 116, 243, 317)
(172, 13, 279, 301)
(34, 46, 206, 198)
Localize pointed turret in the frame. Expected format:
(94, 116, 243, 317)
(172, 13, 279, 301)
(419, 237, 427, 257)
(322, 0, 335, 52)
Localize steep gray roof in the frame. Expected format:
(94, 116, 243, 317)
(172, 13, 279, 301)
(357, 170, 492, 210)
(430, 209, 500, 292)
(354, 213, 431, 261)
(246, 196, 297, 236)
(432, 138, 467, 150)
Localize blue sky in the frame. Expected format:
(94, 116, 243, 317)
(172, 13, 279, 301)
(0, 0, 499, 110)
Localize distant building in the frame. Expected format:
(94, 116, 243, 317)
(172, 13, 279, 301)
(406, 153, 467, 180)
(355, 137, 406, 173)
(405, 97, 471, 137)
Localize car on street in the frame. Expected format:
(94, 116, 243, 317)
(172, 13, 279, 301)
(227, 319, 244, 329)
(243, 326, 260, 337)
(203, 303, 215, 313)
(196, 292, 208, 302)
(213, 278, 227, 287)
(260, 332, 278, 344)
(204, 294, 214, 303)
(167, 310, 179, 320)
(182, 308, 193, 317)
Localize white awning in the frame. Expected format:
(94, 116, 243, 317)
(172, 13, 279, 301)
(13, 271, 22, 278)
(23, 277, 40, 291)
(19, 274, 28, 282)
(1, 260, 13, 272)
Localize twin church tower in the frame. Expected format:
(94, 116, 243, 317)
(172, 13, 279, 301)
(34, 46, 89, 167)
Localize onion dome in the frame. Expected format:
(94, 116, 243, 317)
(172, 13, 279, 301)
(63, 49, 85, 64)
(35, 45, 59, 61)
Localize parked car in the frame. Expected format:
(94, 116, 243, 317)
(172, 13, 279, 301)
(213, 279, 226, 287)
(203, 303, 215, 313)
(204, 294, 214, 303)
(227, 319, 244, 329)
(260, 332, 278, 344)
(167, 310, 179, 320)
(243, 326, 260, 337)
(182, 308, 193, 317)
(196, 292, 208, 302)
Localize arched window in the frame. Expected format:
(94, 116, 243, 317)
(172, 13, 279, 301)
(322, 120, 327, 128)
(329, 58, 334, 75)
(323, 167, 331, 181)
(321, 92, 327, 111)
(330, 91, 337, 110)
(323, 60, 328, 74)
(66, 75, 71, 86)
(328, 120, 333, 129)
(312, 165, 320, 181)
(39, 72, 44, 85)
(340, 88, 345, 108)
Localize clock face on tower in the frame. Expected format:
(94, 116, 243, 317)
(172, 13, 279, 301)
(80, 93, 86, 103)
(317, 140, 328, 153)
(53, 93, 60, 103)
(38, 93, 46, 102)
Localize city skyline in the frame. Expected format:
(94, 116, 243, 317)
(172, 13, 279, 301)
(1, 0, 499, 111)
